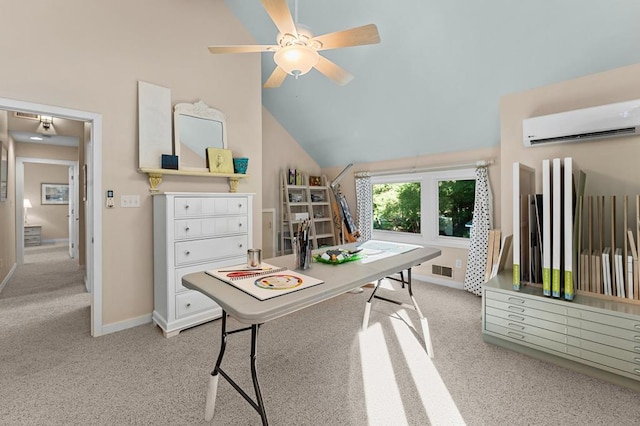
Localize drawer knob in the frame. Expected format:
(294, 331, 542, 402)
(238, 203, 243, 208)
(186, 302, 191, 308)
(185, 250, 191, 256)
(238, 243, 243, 248)
(185, 227, 190, 232)
(185, 204, 190, 209)
(238, 223, 243, 228)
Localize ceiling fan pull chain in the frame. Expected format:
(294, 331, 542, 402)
(294, 0, 298, 25)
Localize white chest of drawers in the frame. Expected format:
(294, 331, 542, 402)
(152, 192, 253, 337)
(483, 273, 640, 391)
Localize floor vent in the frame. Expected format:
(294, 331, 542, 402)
(14, 111, 40, 120)
(432, 264, 453, 278)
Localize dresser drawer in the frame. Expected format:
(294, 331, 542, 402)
(174, 257, 245, 293)
(174, 216, 248, 239)
(174, 197, 249, 218)
(24, 226, 41, 236)
(175, 235, 247, 266)
(175, 290, 217, 319)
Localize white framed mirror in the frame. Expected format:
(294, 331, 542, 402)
(174, 100, 227, 171)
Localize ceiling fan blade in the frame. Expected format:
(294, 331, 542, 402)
(260, 0, 298, 38)
(208, 45, 276, 54)
(313, 24, 380, 51)
(314, 55, 354, 86)
(263, 66, 288, 88)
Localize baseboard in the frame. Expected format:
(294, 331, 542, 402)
(0, 262, 17, 295)
(100, 313, 152, 336)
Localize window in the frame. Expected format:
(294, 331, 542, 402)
(371, 168, 476, 248)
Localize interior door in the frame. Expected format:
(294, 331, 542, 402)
(68, 166, 76, 258)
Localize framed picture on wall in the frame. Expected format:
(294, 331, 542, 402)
(41, 183, 69, 205)
(0, 143, 7, 202)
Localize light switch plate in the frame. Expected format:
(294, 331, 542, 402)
(121, 195, 140, 208)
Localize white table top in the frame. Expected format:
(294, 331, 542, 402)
(183, 244, 441, 324)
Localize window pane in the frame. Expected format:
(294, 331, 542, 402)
(438, 179, 475, 238)
(372, 182, 421, 234)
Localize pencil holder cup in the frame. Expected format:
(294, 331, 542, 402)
(296, 237, 312, 270)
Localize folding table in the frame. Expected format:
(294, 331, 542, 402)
(182, 243, 440, 425)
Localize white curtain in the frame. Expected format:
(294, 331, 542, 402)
(464, 166, 493, 296)
(355, 173, 372, 242)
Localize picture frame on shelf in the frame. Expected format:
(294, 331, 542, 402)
(309, 176, 322, 186)
(206, 148, 234, 174)
(41, 183, 70, 205)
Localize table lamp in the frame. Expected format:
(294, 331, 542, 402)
(23, 199, 32, 224)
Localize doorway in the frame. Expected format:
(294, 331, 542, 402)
(0, 96, 103, 336)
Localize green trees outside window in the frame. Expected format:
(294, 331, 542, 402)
(373, 182, 421, 233)
(438, 179, 475, 238)
(372, 178, 475, 238)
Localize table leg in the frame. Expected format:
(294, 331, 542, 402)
(406, 269, 434, 359)
(205, 312, 229, 421)
(362, 279, 383, 330)
(204, 312, 269, 424)
(362, 269, 435, 358)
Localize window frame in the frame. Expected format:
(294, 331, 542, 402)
(370, 168, 476, 249)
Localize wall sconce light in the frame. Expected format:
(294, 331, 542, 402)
(24, 199, 32, 224)
(40, 115, 53, 130)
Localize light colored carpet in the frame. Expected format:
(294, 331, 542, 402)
(1, 246, 639, 425)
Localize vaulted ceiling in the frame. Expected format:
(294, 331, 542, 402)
(224, 1, 640, 168)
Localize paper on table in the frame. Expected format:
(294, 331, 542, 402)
(206, 263, 323, 301)
(357, 240, 422, 264)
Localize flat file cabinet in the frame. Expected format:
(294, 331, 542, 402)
(483, 273, 640, 390)
(152, 192, 253, 337)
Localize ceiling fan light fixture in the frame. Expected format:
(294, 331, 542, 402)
(274, 45, 319, 77)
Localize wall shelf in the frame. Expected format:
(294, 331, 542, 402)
(138, 168, 249, 193)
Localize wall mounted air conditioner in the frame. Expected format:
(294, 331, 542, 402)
(523, 99, 640, 147)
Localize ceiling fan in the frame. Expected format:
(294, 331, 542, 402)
(208, 0, 380, 88)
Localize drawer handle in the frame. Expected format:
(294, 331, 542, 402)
(507, 314, 525, 322)
(634, 357, 640, 363)
(635, 324, 640, 330)
(508, 306, 525, 313)
(635, 368, 640, 375)
(507, 331, 525, 340)
(507, 297, 525, 304)
(635, 346, 640, 353)
(635, 336, 640, 342)
(508, 322, 525, 331)
(185, 251, 191, 256)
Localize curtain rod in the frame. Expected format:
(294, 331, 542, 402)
(355, 159, 494, 178)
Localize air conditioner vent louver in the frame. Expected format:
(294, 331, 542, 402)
(431, 264, 453, 278)
(523, 99, 640, 147)
(528, 127, 637, 145)
(14, 111, 40, 120)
